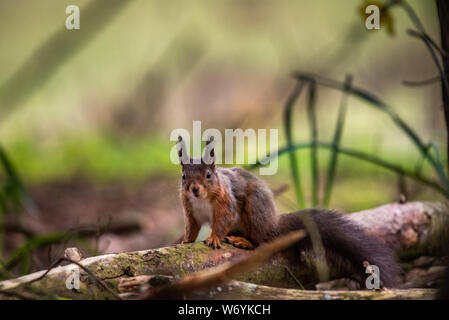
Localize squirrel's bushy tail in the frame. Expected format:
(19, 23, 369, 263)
(278, 209, 400, 288)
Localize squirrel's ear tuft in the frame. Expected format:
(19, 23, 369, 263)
(204, 136, 215, 165)
(177, 136, 183, 158)
(206, 136, 215, 158)
(177, 136, 187, 166)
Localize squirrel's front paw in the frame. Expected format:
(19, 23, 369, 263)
(203, 235, 221, 249)
(223, 236, 254, 250)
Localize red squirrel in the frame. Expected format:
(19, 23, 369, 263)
(175, 136, 399, 287)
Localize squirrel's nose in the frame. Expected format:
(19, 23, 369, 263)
(192, 186, 199, 197)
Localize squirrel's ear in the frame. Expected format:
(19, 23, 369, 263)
(204, 136, 215, 165)
(177, 136, 188, 166)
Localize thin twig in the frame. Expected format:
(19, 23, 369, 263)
(28, 257, 122, 300)
(407, 29, 449, 94)
(0, 288, 40, 300)
(407, 29, 448, 57)
(397, 0, 447, 58)
(403, 75, 441, 87)
(285, 266, 305, 290)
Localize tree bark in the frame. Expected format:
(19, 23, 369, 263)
(349, 201, 449, 259)
(0, 201, 448, 300)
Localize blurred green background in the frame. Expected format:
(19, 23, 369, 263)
(0, 0, 447, 272)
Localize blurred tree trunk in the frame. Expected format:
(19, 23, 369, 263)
(436, 0, 449, 166)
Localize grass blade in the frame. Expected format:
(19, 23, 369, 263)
(0, 145, 37, 216)
(323, 75, 353, 207)
(306, 81, 319, 207)
(429, 144, 447, 184)
(414, 143, 432, 176)
(283, 81, 307, 208)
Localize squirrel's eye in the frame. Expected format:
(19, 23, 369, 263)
(206, 171, 211, 179)
(182, 174, 186, 180)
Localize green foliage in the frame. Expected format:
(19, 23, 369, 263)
(0, 145, 36, 261)
(6, 134, 176, 184)
(256, 22, 449, 208)
(295, 72, 449, 197)
(264, 0, 449, 209)
(293, 71, 448, 205)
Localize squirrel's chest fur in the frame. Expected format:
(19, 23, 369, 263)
(189, 196, 214, 225)
(189, 195, 241, 232)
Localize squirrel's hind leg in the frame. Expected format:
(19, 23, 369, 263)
(223, 236, 254, 250)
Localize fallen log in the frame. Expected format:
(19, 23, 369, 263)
(0, 201, 447, 300)
(350, 201, 449, 259)
(0, 242, 305, 299)
(119, 278, 436, 300)
(116, 275, 437, 300)
(195, 281, 437, 300)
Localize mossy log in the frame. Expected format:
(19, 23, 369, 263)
(0, 201, 448, 300)
(0, 242, 307, 299)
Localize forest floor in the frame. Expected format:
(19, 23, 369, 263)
(4, 177, 186, 274)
